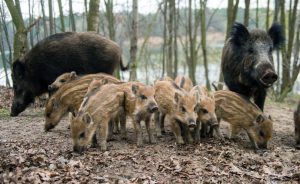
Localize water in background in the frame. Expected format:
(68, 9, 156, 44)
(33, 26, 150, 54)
(1, 63, 300, 94)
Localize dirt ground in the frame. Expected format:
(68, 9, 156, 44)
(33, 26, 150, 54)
(0, 87, 300, 183)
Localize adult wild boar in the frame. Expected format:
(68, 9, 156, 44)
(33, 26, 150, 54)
(11, 32, 127, 116)
(222, 22, 284, 111)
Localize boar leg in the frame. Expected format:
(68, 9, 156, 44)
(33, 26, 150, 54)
(107, 120, 114, 141)
(132, 117, 143, 147)
(159, 113, 166, 134)
(145, 115, 156, 144)
(230, 125, 241, 140)
(246, 129, 259, 150)
(113, 116, 120, 134)
(91, 133, 98, 148)
(194, 119, 201, 143)
(154, 112, 161, 137)
(119, 109, 127, 140)
(254, 89, 266, 111)
(99, 120, 109, 151)
(171, 120, 185, 145)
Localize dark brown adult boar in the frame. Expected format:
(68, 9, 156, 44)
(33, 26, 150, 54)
(294, 101, 300, 149)
(11, 32, 127, 116)
(222, 22, 284, 111)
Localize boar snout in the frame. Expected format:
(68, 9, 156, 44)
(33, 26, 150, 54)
(260, 71, 278, 87)
(188, 118, 196, 127)
(45, 123, 55, 132)
(148, 103, 158, 113)
(73, 145, 84, 154)
(258, 142, 268, 149)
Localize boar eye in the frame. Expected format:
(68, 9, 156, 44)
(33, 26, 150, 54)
(60, 79, 66, 83)
(248, 47, 254, 54)
(200, 108, 208, 114)
(259, 130, 265, 137)
(79, 132, 85, 139)
(180, 106, 186, 112)
(140, 95, 147, 100)
(46, 112, 51, 117)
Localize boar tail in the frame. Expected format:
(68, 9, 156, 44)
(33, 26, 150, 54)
(120, 57, 129, 71)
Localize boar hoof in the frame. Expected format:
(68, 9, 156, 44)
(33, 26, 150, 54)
(295, 144, 300, 150)
(177, 137, 185, 145)
(44, 124, 55, 132)
(149, 136, 157, 144)
(91, 143, 99, 148)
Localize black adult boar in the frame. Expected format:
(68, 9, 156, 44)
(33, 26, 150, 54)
(294, 101, 300, 149)
(11, 32, 127, 116)
(222, 22, 284, 111)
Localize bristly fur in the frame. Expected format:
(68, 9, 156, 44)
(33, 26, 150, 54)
(268, 22, 285, 49)
(230, 22, 250, 46)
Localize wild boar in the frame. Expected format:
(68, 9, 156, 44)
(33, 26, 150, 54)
(190, 85, 218, 141)
(294, 101, 300, 149)
(175, 75, 193, 92)
(70, 82, 158, 153)
(154, 81, 198, 144)
(11, 32, 128, 116)
(48, 71, 78, 94)
(222, 22, 284, 111)
(44, 73, 120, 131)
(214, 90, 273, 149)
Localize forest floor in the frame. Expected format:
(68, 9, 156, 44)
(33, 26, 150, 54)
(0, 86, 300, 183)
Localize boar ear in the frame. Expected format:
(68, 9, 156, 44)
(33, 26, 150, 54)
(268, 115, 272, 120)
(268, 23, 285, 49)
(174, 92, 181, 103)
(256, 114, 265, 124)
(13, 59, 26, 79)
(82, 113, 92, 124)
(230, 22, 250, 46)
(70, 71, 77, 79)
(101, 78, 108, 85)
(131, 85, 139, 95)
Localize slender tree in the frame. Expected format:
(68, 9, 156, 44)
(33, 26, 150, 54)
(244, 0, 250, 27)
(57, 0, 65, 32)
(255, 0, 259, 28)
(4, 0, 27, 60)
(48, 0, 54, 34)
(129, 0, 138, 81)
(87, 0, 100, 32)
(69, 0, 76, 31)
(167, 0, 174, 78)
(40, 0, 48, 37)
(200, 0, 210, 90)
(266, 0, 270, 30)
(104, 0, 115, 39)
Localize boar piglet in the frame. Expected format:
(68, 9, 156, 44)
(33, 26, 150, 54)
(44, 73, 120, 131)
(175, 75, 193, 92)
(190, 85, 218, 142)
(48, 71, 78, 95)
(222, 22, 284, 111)
(214, 90, 273, 149)
(70, 82, 158, 153)
(154, 81, 198, 144)
(294, 101, 300, 149)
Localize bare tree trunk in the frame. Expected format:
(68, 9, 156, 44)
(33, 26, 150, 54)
(104, 0, 115, 40)
(40, 0, 48, 37)
(87, 0, 100, 32)
(266, 0, 270, 30)
(58, 0, 65, 32)
(4, 0, 28, 61)
(200, 0, 210, 90)
(48, 0, 53, 34)
(0, 2, 12, 67)
(69, 0, 76, 31)
(161, 1, 167, 77)
(28, 0, 34, 48)
(244, 0, 250, 27)
(167, 0, 174, 78)
(255, 0, 259, 28)
(173, 0, 178, 77)
(278, 0, 299, 101)
(0, 13, 10, 86)
(129, 0, 138, 81)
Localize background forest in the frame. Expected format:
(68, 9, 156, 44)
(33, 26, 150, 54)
(0, 0, 300, 101)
